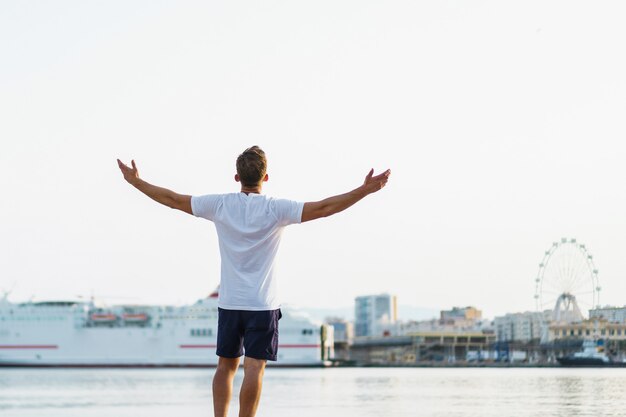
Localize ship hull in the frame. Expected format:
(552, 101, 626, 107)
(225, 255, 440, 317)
(556, 357, 625, 367)
(0, 297, 334, 367)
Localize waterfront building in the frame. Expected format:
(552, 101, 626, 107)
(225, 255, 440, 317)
(354, 294, 397, 337)
(399, 306, 491, 336)
(494, 311, 549, 343)
(370, 305, 496, 364)
(399, 317, 486, 335)
(548, 317, 626, 362)
(549, 317, 626, 341)
(349, 331, 496, 365)
(589, 306, 626, 323)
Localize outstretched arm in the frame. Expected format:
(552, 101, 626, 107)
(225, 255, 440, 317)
(301, 168, 391, 223)
(117, 159, 193, 215)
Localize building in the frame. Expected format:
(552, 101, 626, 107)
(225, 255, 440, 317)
(354, 294, 397, 337)
(441, 306, 482, 323)
(400, 306, 489, 336)
(549, 317, 626, 341)
(494, 311, 549, 343)
(546, 317, 626, 363)
(349, 331, 496, 365)
(590, 306, 626, 323)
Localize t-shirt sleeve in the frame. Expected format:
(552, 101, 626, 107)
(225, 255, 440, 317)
(191, 194, 222, 221)
(272, 198, 305, 226)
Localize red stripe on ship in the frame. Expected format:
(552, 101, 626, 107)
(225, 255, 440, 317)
(0, 345, 58, 349)
(179, 345, 217, 348)
(279, 344, 321, 348)
(179, 344, 320, 349)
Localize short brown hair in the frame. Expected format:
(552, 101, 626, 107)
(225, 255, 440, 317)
(236, 146, 267, 187)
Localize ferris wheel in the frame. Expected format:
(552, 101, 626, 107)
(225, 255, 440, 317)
(534, 238, 601, 322)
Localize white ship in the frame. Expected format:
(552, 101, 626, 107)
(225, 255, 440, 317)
(0, 289, 334, 367)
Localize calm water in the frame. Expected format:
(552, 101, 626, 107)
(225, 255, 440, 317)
(1, 367, 625, 417)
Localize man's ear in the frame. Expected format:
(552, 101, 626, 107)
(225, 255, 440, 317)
(263, 173, 269, 182)
(235, 174, 240, 182)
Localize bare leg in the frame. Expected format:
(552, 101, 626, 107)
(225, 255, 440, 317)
(238, 356, 267, 417)
(213, 356, 240, 417)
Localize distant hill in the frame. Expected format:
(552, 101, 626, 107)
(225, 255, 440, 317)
(397, 305, 439, 322)
(297, 305, 439, 323)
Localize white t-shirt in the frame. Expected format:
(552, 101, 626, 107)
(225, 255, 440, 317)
(191, 192, 304, 311)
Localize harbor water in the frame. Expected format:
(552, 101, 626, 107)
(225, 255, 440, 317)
(1, 367, 625, 417)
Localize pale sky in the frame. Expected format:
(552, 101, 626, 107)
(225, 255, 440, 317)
(1, 1, 626, 319)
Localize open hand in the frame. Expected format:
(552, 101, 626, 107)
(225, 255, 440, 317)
(363, 168, 391, 194)
(117, 159, 140, 185)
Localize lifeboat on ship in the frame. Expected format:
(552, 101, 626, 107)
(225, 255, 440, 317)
(122, 313, 149, 322)
(90, 313, 117, 323)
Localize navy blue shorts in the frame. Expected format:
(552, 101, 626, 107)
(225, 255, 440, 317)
(217, 308, 282, 361)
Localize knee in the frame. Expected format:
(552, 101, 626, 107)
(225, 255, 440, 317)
(217, 357, 240, 374)
(243, 357, 266, 375)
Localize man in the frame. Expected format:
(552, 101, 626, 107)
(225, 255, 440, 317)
(117, 146, 390, 417)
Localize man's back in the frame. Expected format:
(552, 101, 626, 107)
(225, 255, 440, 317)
(191, 192, 303, 311)
(117, 146, 389, 417)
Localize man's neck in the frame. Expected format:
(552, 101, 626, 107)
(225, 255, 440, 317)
(240, 185, 262, 195)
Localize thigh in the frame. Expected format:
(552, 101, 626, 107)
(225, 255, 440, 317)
(242, 309, 282, 361)
(216, 308, 245, 358)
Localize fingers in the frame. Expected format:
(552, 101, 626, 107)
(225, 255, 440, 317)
(372, 169, 391, 189)
(116, 158, 138, 173)
(117, 158, 140, 185)
(117, 159, 128, 170)
(362, 168, 390, 193)
(371, 169, 391, 181)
